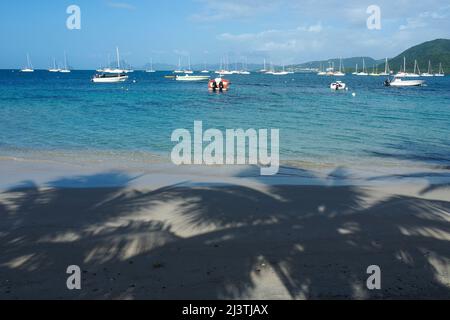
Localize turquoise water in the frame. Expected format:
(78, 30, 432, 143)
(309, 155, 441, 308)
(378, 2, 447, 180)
(1, 70, 450, 169)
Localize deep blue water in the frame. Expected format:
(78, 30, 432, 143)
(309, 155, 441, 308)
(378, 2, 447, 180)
(1, 70, 450, 168)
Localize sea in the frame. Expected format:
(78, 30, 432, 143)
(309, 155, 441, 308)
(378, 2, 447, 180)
(1, 70, 450, 175)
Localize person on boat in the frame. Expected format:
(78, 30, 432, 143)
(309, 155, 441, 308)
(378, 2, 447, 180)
(211, 80, 218, 92)
(219, 80, 224, 92)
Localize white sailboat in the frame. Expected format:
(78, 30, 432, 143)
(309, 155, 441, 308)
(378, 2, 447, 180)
(146, 58, 156, 73)
(21, 54, 34, 72)
(435, 63, 445, 77)
(379, 58, 390, 76)
(333, 58, 345, 76)
(48, 58, 60, 72)
(260, 58, 268, 73)
(352, 64, 359, 75)
(404, 60, 420, 77)
(59, 51, 71, 73)
(174, 57, 184, 74)
(317, 63, 327, 76)
(369, 64, 380, 76)
(421, 60, 434, 77)
(184, 56, 194, 74)
(105, 47, 128, 73)
(356, 59, 368, 76)
(272, 64, 289, 76)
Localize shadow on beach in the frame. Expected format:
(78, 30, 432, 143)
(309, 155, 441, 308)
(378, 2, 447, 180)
(0, 168, 450, 299)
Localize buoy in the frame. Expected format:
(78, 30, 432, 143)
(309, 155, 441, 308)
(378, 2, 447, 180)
(352, 92, 356, 97)
(133, 80, 137, 83)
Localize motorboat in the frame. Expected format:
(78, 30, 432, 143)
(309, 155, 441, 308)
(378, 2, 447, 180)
(384, 77, 424, 87)
(92, 73, 128, 83)
(175, 74, 210, 81)
(208, 78, 230, 92)
(330, 81, 346, 90)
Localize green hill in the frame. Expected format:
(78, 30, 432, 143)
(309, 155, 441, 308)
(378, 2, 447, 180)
(382, 39, 450, 73)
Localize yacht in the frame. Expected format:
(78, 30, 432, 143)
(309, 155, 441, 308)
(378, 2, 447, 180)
(21, 54, 34, 72)
(421, 60, 434, 77)
(333, 58, 345, 76)
(92, 73, 128, 83)
(356, 59, 368, 76)
(379, 58, 390, 76)
(48, 58, 60, 72)
(435, 63, 445, 77)
(173, 57, 184, 74)
(59, 51, 71, 73)
(184, 56, 194, 74)
(146, 58, 156, 73)
(385, 77, 424, 87)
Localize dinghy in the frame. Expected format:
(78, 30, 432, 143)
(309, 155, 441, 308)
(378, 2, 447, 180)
(92, 73, 128, 83)
(384, 77, 424, 87)
(330, 81, 346, 90)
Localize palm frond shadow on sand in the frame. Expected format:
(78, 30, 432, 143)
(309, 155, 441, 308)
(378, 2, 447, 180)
(0, 168, 450, 299)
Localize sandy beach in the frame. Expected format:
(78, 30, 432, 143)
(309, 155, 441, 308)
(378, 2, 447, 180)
(1, 158, 449, 299)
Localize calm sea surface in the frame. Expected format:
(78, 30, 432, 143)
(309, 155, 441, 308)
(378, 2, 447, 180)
(1, 70, 449, 170)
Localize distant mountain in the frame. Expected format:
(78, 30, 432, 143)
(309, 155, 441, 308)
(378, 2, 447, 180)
(381, 39, 450, 73)
(289, 57, 383, 72)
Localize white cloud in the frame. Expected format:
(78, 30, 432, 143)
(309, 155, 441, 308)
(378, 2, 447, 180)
(189, 0, 281, 22)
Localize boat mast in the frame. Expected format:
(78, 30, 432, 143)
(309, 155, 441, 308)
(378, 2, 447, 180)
(116, 47, 120, 70)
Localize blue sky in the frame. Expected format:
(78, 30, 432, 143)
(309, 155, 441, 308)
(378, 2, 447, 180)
(0, 0, 449, 69)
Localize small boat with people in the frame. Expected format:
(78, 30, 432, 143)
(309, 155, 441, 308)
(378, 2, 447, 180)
(92, 73, 128, 83)
(330, 81, 346, 90)
(208, 77, 230, 92)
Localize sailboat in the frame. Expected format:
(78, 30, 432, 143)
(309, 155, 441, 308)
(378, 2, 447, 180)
(200, 62, 209, 73)
(59, 51, 71, 73)
(146, 58, 156, 73)
(369, 64, 380, 76)
(404, 60, 420, 77)
(21, 54, 34, 72)
(356, 59, 368, 76)
(317, 63, 327, 76)
(396, 57, 408, 77)
(48, 58, 60, 72)
(105, 47, 127, 73)
(435, 63, 445, 77)
(260, 58, 268, 73)
(379, 58, 390, 76)
(183, 56, 194, 74)
(173, 57, 184, 74)
(272, 64, 289, 76)
(334, 58, 345, 76)
(421, 60, 433, 77)
(352, 64, 358, 75)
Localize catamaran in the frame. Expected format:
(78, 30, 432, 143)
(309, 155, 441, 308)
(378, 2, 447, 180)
(435, 63, 445, 77)
(48, 58, 60, 72)
(21, 54, 34, 72)
(59, 51, 71, 73)
(421, 60, 434, 77)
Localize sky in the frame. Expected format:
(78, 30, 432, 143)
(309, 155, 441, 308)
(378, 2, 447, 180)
(0, 0, 449, 69)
